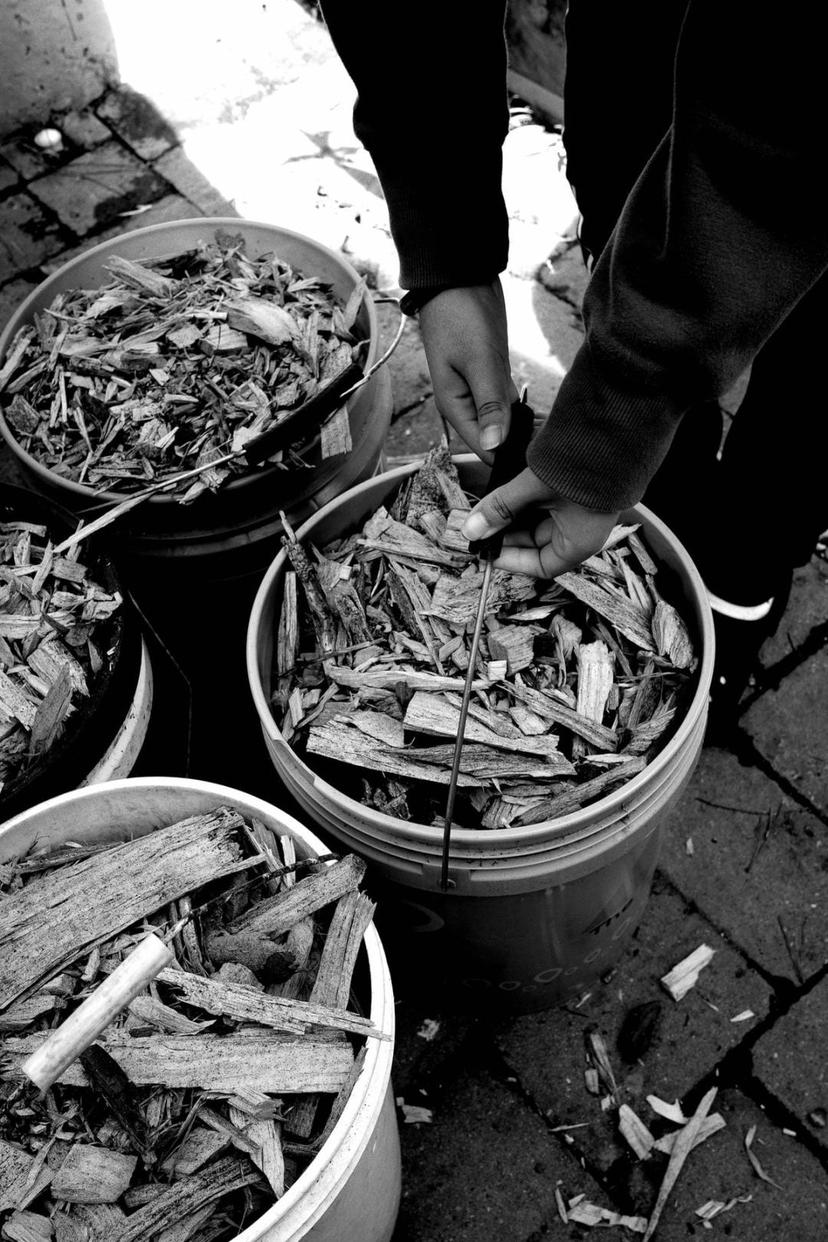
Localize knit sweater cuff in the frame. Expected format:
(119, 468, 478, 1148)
(526, 346, 684, 512)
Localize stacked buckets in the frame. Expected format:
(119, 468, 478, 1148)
(246, 458, 715, 1013)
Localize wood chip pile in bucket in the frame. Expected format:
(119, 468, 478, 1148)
(274, 449, 699, 830)
(0, 520, 122, 800)
(0, 232, 367, 502)
(0, 808, 386, 1239)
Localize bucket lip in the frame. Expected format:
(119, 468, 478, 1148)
(0, 216, 379, 509)
(0, 775, 396, 1239)
(247, 455, 715, 851)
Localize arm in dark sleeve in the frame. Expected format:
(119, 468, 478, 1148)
(528, 0, 828, 511)
(318, 0, 510, 291)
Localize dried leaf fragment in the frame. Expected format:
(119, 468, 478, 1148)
(744, 1124, 783, 1190)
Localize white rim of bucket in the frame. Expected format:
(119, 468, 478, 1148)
(79, 639, 154, 786)
(246, 456, 716, 854)
(0, 776, 396, 1242)
(0, 218, 380, 509)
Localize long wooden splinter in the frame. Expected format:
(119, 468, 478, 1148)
(20, 933, 174, 1093)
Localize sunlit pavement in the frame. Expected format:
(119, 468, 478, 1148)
(2, 4, 828, 1238)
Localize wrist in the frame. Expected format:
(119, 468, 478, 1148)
(398, 286, 453, 317)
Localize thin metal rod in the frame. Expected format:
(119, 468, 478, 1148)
(440, 558, 493, 891)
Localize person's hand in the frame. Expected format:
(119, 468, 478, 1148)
(418, 282, 516, 463)
(462, 466, 619, 578)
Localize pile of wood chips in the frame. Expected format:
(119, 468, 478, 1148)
(0, 519, 122, 799)
(0, 807, 386, 1241)
(275, 449, 698, 830)
(0, 231, 367, 502)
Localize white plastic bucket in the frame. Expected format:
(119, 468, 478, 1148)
(246, 458, 715, 1013)
(0, 777, 401, 1242)
(79, 639, 154, 786)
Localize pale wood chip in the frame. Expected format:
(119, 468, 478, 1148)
(660, 944, 716, 1001)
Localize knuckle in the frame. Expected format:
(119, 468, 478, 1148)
(488, 491, 515, 523)
(476, 399, 507, 421)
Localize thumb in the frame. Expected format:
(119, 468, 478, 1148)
(474, 393, 512, 453)
(462, 467, 553, 542)
(467, 363, 516, 453)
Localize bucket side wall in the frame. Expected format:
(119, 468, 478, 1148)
(0, 779, 400, 1241)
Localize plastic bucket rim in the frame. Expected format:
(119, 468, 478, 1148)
(0, 217, 380, 509)
(0, 775, 395, 1240)
(246, 456, 715, 852)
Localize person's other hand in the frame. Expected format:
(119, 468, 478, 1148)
(418, 282, 516, 463)
(462, 466, 619, 578)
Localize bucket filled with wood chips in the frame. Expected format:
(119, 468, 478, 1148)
(0, 217, 393, 587)
(0, 484, 152, 819)
(0, 777, 400, 1242)
(247, 453, 715, 1013)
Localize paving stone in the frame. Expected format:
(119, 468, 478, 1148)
(28, 142, 168, 237)
(0, 194, 64, 283)
(393, 1063, 606, 1242)
(759, 556, 828, 668)
(502, 120, 579, 281)
(645, 1087, 828, 1240)
(96, 87, 179, 161)
(153, 146, 238, 217)
(753, 977, 828, 1149)
(742, 645, 828, 815)
(0, 160, 19, 194)
(381, 312, 432, 416)
(0, 133, 60, 180)
(386, 398, 467, 461)
(493, 875, 771, 1193)
(538, 238, 589, 313)
(112, 195, 206, 232)
(391, 994, 479, 1101)
(57, 108, 112, 150)
(0, 277, 39, 337)
(503, 271, 583, 417)
(36, 197, 218, 278)
(659, 746, 828, 982)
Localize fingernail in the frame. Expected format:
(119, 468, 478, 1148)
(462, 512, 493, 541)
(480, 425, 503, 451)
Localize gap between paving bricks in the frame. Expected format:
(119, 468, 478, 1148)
(703, 960, 828, 1177)
(741, 616, 828, 716)
(719, 727, 828, 832)
(397, 1015, 634, 1231)
(652, 869, 799, 997)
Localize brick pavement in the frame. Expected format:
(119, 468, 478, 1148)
(1, 9, 828, 1237)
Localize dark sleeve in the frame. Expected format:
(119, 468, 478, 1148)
(318, 0, 511, 291)
(527, 0, 828, 511)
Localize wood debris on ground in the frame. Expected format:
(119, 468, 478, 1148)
(744, 1124, 783, 1190)
(642, 1086, 718, 1241)
(659, 944, 716, 1001)
(273, 447, 699, 830)
(0, 517, 122, 802)
(0, 232, 368, 503)
(0, 806, 387, 1239)
(564, 1194, 648, 1233)
(569, 1011, 731, 1239)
